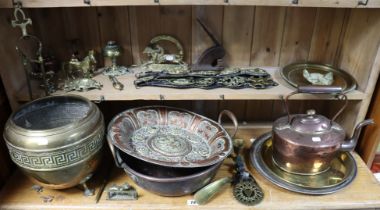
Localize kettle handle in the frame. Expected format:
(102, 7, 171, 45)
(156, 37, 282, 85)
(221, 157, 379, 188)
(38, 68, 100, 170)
(284, 86, 348, 124)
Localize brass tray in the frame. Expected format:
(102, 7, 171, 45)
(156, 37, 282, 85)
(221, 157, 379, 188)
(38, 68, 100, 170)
(281, 63, 357, 93)
(108, 106, 233, 168)
(249, 132, 357, 195)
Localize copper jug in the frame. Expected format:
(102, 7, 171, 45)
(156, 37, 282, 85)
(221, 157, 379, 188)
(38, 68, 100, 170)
(272, 86, 374, 175)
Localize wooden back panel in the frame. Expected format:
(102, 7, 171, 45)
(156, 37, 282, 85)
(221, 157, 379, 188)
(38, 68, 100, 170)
(0, 6, 380, 166)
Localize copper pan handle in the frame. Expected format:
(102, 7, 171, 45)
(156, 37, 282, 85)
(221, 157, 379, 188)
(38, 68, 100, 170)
(284, 86, 347, 124)
(106, 135, 124, 168)
(218, 110, 238, 138)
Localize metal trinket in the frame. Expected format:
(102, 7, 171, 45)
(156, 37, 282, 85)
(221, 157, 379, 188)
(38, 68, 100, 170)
(66, 50, 97, 79)
(11, 3, 32, 37)
(12, 4, 55, 97)
(63, 50, 103, 92)
(106, 183, 138, 200)
(303, 69, 333, 85)
(141, 35, 189, 74)
(100, 41, 130, 90)
(135, 67, 278, 89)
(194, 177, 232, 205)
(233, 180, 264, 206)
(63, 78, 102, 92)
(232, 139, 264, 206)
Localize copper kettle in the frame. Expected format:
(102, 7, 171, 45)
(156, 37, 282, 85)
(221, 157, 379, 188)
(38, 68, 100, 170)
(272, 86, 374, 175)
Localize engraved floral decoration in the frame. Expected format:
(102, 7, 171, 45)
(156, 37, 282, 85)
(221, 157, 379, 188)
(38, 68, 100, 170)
(168, 111, 193, 129)
(136, 110, 159, 126)
(132, 126, 211, 165)
(196, 121, 218, 141)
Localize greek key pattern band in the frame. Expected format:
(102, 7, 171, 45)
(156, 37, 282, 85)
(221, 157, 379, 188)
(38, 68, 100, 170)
(6, 132, 104, 170)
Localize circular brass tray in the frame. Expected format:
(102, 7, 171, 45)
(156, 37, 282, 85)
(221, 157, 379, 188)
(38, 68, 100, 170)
(108, 106, 233, 168)
(249, 132, 357, 195)
(281, 63, 357, 93)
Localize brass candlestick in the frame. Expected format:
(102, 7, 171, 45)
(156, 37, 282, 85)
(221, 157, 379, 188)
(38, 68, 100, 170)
(101, 41, 130, 90)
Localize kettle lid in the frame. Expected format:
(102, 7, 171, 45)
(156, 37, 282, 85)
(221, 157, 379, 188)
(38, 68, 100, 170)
(290, 109, 331, 133)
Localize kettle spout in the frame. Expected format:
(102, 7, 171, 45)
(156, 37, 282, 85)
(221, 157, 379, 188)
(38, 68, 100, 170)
(341, 119, 375, 151)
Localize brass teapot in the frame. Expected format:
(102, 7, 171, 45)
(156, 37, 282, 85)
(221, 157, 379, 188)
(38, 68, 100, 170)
(272, 86, 374, 175)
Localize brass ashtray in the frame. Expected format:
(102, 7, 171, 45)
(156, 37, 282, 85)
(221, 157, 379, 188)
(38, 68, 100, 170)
(249, 132, 357, 195)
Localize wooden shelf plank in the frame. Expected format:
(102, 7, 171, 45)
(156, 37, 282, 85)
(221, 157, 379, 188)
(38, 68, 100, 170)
(230, 0, 360, 7)
(4, 0, 380, 8)
(92, 0, 157, 6)
(1, 151, 380, 210)
(159, 0, 225, 5)
(0, 0, 12, 8)
(16, 67, 367, 102)
(16, 0, 90, 7)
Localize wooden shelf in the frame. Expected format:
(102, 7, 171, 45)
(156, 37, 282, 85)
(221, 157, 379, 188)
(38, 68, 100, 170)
(16, 67, 366, 102)
(1, 152, 380, 210)
(2, 0, 380, 8)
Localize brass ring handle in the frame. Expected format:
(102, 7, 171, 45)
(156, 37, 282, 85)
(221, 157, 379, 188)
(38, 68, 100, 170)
(218, 110, 238, 138)
(284, 86, 347, 125)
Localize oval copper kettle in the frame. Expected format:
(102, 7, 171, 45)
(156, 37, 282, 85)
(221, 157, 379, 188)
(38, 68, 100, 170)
(272, 86, 374, 175)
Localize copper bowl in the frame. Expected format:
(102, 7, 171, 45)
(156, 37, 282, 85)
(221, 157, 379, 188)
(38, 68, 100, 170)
(107, 106, 236, 168)
(107, 106, 237, 196)
(115, 149, 221, 196)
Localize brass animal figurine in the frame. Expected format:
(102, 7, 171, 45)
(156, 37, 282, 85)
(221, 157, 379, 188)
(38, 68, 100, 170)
(62, 50, 103, 92)
(67, 50, 97, 79)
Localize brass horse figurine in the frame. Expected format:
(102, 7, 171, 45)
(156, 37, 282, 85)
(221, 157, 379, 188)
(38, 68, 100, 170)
(67, 50, 97, 79)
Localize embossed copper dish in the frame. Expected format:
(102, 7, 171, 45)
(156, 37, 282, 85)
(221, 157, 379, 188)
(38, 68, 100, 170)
(250, 132, 357, 195)
(280, 63, 357, 93)
(107, 106, 236, 168)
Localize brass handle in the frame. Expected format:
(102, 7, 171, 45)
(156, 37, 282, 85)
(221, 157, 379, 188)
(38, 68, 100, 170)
(284, 86, 347, 124)
(218, 110, 238, 138)
(194, 177, 232, 205)
(297, 86, 342, 94)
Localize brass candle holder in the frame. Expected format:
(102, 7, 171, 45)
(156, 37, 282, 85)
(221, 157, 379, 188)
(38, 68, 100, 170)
(101, 41, 130, 90)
